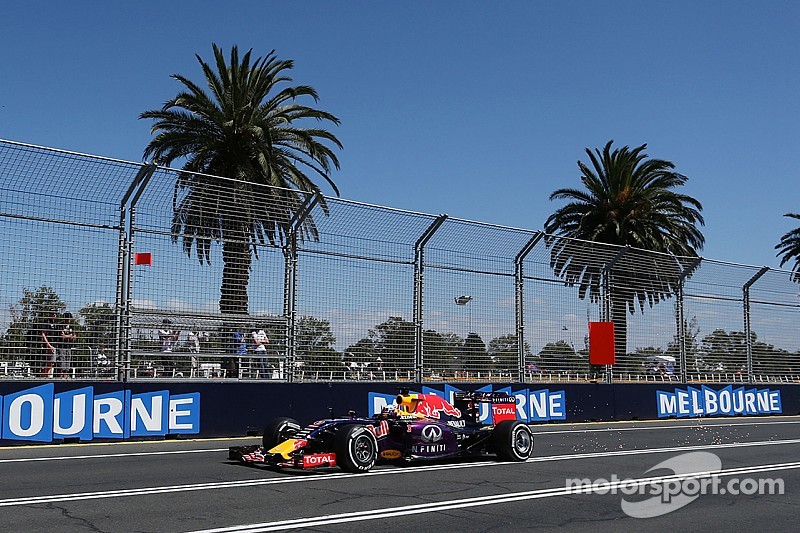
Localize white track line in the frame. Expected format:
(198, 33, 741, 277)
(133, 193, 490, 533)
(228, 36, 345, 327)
(0, 448, 228, 463)
(184, 460, 800, 532)
(530, 419, 800, 435)
(2, 437, 800, 507)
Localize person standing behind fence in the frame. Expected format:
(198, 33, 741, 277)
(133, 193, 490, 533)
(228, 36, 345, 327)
(234, 330, 248, 355)
(188, 329, 201, 376)
(252, 327, 269, 353)
(188, 330, 200, 353)
(56, 312, 76, 378)
(223, 328, 246, 377)
(94, 343, 110, 377)
(251, 326, 269, 378)
(159, 320, 179, 352)
(39, 312, 58, 378)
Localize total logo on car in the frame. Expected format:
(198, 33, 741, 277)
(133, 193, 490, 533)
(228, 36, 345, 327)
(302, 453, 336, 468)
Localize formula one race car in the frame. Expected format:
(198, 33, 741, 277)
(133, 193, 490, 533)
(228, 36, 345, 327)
(228, 390, 533, 473)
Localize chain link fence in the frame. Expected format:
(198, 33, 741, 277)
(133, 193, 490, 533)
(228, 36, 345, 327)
(2, 139, 799, 383)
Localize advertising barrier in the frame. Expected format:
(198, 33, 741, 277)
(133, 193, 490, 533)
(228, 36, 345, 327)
(0, 381, 797, 445)
(655, 386, 782, 418)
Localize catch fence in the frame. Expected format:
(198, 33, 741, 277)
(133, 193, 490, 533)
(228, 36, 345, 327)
(1, 139, 799, 384)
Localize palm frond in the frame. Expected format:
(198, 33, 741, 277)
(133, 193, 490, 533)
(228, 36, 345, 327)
(140, 44, 342, 313)
(546, 140, 704, 313)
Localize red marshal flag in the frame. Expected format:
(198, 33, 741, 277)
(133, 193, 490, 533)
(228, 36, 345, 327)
(134, 252, 153, 266)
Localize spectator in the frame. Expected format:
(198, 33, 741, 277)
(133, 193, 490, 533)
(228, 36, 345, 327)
(94, 343, 110, 377)
(158, 320, 179, 353)
(188, 330, 201, 353)
(251, 326, 269, 378)
(56, 312, 77, 378)
(222, 327, 246, 377)
(251, 326, 269, 353)
(233, 330, 248, 355)
(39, 312, 59, 378)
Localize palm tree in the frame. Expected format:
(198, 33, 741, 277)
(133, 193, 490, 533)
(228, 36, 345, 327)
(776, 213, 800, 282)
(140, 44, 342, 314)
(544, 141, 704, 358)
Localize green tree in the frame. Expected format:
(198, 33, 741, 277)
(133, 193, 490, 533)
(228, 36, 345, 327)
(751, 342, 793, 377)
(776, 213, 800, 281)
(140, 44, 342, 315)
(487, 334, 532, 373)
(423, 330, 463, 375)
(1, 287, 67, 372)
(697, 329, 748, 373)
(344, 338, 377, 368)
(538, 340, 583, 372)
(545, 141, 704, 359)
(461, 332, 490, 372)
(630, 346, 665, 374)
(79, 302, 116, 348)
(665, 315, 700, 372)
(365, 317, 415, 373)
(295, 316, 337, 369)
(696, 328, 792, 377)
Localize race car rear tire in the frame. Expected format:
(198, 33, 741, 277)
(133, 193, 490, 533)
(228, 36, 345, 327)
(492, 420, 533, 461)
(335, 424, 378, 473)
(262, 417, 301, 450)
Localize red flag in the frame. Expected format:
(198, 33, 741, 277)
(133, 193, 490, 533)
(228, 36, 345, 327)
(134, 253, 152, 266)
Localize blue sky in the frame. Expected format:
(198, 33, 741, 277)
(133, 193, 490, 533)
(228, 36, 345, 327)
(2, 1, 799, 269)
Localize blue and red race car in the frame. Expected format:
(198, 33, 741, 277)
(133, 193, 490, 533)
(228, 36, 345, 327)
(228, 390, 534, 473)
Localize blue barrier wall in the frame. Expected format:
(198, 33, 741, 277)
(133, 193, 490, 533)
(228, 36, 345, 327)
(1, 381, 798, 444)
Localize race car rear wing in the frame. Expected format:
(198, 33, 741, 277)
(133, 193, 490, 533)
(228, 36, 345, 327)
(453, 391, 516, 404)
(453, 391, 518, 424)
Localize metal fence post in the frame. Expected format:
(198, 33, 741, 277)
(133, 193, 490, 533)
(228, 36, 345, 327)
(115, 164, 155, 382)
(515, 233, 541, 383)
(676, 257, 702, 384)
(115, 203, 132, 382)
(602, 247, 627, 383)
(412, 215, 447, 383)
(282, 193, 321, 383)
(743, 266, 770, 384)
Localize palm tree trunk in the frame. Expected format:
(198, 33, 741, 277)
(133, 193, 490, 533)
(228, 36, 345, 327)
(220, 226, 251, 315)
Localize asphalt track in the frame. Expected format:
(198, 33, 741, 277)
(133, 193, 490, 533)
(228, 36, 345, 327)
(1, 416, 799, 532)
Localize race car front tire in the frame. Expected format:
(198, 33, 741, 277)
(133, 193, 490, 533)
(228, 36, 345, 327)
(492, 420, 534, 461)
(335, 424, 378, 473)
(263, 416, 301, 450)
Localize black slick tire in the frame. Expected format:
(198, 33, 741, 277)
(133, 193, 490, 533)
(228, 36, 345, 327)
(262, 416, 301, 450)
(492, 420, 534, 461)
(335, 424, 378, 473)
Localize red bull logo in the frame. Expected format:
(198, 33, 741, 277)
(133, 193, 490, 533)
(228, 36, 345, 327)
(368, 420, 389, 438)
(412, 394, 461, 419)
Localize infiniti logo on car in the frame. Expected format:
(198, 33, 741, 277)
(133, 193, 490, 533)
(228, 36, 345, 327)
(421, 425, 443, 442)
